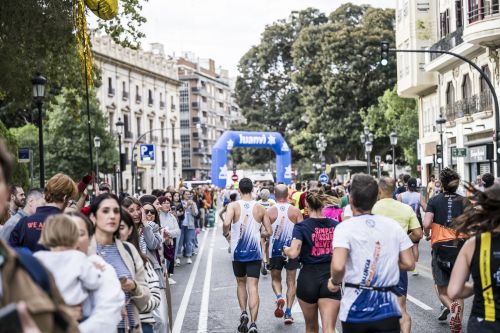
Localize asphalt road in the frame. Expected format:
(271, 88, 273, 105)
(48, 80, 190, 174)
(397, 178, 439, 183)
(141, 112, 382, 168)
(169, 222, 472, 333)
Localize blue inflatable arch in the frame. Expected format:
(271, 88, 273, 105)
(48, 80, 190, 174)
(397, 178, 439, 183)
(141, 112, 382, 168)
(211, 131, 292, 188)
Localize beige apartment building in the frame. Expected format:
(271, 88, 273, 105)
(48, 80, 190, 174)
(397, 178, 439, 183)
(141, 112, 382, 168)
(92, 33, 182, 194)
(396, 0, 499, 183)
(177, 56, 244, 181)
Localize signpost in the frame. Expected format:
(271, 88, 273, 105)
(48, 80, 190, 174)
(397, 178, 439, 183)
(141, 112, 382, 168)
(139, 144, 155, 165)
(319, 173, 329, 184)
(451, 147, 467, 158)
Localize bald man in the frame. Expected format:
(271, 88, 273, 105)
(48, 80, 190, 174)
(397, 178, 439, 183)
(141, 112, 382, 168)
(265, 184, 303, 324)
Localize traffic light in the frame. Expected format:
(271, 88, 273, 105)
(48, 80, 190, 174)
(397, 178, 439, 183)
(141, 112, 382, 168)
(436, 144, 443, 164)
(380, 41, 389, 66)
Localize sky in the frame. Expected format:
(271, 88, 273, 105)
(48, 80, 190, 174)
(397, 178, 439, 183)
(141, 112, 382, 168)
(138, 0, 395, 76)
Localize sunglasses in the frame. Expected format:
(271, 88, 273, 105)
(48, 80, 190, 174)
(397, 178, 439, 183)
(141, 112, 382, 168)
(144, 209, 156, 215)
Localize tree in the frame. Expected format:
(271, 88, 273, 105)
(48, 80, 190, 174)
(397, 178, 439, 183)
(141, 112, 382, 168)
(0, 121, 29, 188)
(361, 85, 419, 169)
(291, 3, 396, 163)
(10, 124, 39, 187)
(0, 0, 148, 128)
(234, 8, 328, 166)
(43, 88, 118, 180)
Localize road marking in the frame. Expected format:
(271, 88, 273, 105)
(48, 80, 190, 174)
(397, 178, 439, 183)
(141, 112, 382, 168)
(172, 227, 210, 333)
(407, 294, 433, 310)
(197, 223, 218, 333)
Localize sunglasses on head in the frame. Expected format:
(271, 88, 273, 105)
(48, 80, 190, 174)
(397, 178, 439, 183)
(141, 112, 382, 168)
(144, 208, 155, 215)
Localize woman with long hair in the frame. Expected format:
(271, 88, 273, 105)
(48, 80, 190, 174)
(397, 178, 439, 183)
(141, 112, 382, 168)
(88, 193, 150, 333)
(448, 184, 500, 332)
(284, 190, 341, 332)
(176, 190, 198, 265)
(119, 210, 161, 333)
(158, 197, 181, 283)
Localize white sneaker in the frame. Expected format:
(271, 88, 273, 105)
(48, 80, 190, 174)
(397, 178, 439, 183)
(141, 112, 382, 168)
(175, 258, 181, 266)
(187, 258, 192, 264)
(168, 278, 176, 285)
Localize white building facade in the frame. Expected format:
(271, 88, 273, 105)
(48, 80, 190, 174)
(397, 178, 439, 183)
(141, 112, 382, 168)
(396, 0, 499, 183)
(92, 34, 182, 194)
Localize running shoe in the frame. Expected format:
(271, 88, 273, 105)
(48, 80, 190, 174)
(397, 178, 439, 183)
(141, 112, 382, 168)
(260, 262, 268, 276)
(284, 313, 294, 325)
(449, 301, 462, 333)
(438, 305, 450, 321)
(238, 312, 249, 333)
(175, 258, 181, 266)
(274, 298, 285, 318)
(411, 268, 419, 276)
(168, 278, 176, 285)
(187, 258, 193, 264)
(248, 323, 258, 333)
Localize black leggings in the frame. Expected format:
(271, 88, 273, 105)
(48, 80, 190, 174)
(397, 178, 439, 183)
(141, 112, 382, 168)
(168, 238, 177, 275)
(342, 317, 400, 333)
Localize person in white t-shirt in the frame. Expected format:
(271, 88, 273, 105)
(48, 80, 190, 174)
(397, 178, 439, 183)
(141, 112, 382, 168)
(34, 214, 102, 308)
(328, 174, 415, 333)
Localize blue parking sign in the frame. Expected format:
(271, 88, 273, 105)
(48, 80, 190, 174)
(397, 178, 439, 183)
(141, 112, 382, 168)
(139, 144, 155, 165)
(319, 173, 329, 184)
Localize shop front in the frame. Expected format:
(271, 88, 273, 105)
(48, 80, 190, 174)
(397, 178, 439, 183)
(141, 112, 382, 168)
(465, 143, 494, 182)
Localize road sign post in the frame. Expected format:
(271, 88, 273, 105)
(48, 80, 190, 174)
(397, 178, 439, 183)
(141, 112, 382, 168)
(139, 144, 156, 165)
(451, 148, 467, 158)
(319, 173, 329, 184)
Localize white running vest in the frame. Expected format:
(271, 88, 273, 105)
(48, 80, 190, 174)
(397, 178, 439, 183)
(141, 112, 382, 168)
(231, 200, 263, 262)
(269, 203, 295, 258)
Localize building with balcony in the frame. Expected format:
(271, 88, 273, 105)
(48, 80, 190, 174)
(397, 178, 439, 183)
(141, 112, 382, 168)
(92, 33, 182, 194)
(396, 0, 499, 183)
(177, 55, 244, 181)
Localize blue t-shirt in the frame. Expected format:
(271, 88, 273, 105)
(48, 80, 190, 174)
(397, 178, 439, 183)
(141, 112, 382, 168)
(291, 217, 339, 265)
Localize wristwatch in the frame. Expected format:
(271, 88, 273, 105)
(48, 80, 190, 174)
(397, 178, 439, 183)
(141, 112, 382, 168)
(329, 277, 342, 287)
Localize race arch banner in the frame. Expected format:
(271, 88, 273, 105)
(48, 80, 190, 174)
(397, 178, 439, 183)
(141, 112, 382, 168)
(211, 131, 292, 188)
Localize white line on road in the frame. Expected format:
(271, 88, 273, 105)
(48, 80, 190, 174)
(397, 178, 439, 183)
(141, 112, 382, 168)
(197, 223, 218, 333)
(407, 294, 433, 311)
(172, 227, 210, 333)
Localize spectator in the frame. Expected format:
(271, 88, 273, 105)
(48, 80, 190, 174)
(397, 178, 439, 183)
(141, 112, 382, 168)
(482, 173, 495, 189)
(9, 173, 77, 252)
(8, 184, 25, 216)
(159, 197, 180, 283)
(1, 188, 44, 241)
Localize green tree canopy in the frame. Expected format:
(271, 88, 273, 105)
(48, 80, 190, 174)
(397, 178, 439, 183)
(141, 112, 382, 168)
(361, 85, 419, 170)
(0, 121, 29, 188)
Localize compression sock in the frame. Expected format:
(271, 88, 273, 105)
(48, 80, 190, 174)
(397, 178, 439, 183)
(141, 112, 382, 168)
(276, 294, 283, 299)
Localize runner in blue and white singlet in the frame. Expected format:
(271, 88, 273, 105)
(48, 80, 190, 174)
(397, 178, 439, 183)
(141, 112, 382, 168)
(269, 203, 294, 259)
(231, 200, 263, 262)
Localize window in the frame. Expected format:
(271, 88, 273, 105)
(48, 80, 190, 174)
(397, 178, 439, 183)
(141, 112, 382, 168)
(109, 113, 114, 132)
(440, 9, 450, 38)
(171, 126, 175, 143)
(136, 117, 141, 136)
(480, 65, 491, 92)
(148, 89, 153, 106)
(160, 121, 165, 139)
(462, 74, 471, 100)
(149, 119, 153, 141)
(161, 151, 165, 166)
(446, 82, 455, 105)
(122, 81, 126, 93)
(151, 177, 154, 191)
(124, 114, 130, 133)
(108, 77, 114, 95)
(456, 1, 463, 28)
(125, 147, 129, 164)
(180, 120, 190, 127)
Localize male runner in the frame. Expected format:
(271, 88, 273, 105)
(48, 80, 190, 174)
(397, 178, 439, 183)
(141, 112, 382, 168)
(265, 184, 303, 324)
(223, 178, 272, 333)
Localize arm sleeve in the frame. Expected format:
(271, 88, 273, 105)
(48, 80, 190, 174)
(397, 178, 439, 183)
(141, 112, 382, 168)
(332, 224, 350, 250)
(143, 221, 162, 251)
(138, 262, 161, 313)
(80, 256, 102, 291)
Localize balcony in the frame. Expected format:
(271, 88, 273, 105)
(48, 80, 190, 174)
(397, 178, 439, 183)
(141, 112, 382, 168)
(191, 102, 199, 109)
(160, 101, 166, 109)
(122, 91, 129, 101)
(464, 2, 500, 46)
(108, 88, 115, 97)
(136, 95, 142, 104)
(429, 27, 464, 62)
(191, 87, 200, 94)
(441, 92, 493, 122)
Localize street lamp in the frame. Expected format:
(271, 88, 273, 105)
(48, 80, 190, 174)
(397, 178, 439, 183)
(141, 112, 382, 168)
(32, 73, 47, 188)
(315, 134, 327, 173)
(390, 132, 398, 180)
(94, 136, 101, 184)
(115, 118, 125, 195)
(360, 127, 374, 174)
(436, 114, 446, 173)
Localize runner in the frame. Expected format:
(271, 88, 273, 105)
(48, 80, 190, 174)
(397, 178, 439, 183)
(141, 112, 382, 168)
(265, 184, 303, 324)
(398, 177, 427, 276)
(372, 177, 423, 333)
(423, 168, 469, 332)
(257, 188, 275, 275)
(284, 189, 340, 333)
(330, 174, 415, 333)
(223, 178, 272, 333)
(448, 184, 500, 332)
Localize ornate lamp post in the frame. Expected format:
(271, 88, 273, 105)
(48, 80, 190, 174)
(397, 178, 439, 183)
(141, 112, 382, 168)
(115, 118, 125, 195)
(94, 136, 101, 184)
(390, 132, 398, 180)
(360, 127, 374, 174)
(436, 114, 446, 173)
(32, 73, 47, 187)
(316, 134, 327, 173)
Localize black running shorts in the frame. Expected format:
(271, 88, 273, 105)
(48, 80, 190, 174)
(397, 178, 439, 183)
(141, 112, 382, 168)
(342, 317, 401, 333)
(269, 256, 301, 271)
(296, 263, 341, 304)
(232, 260, 262, 279)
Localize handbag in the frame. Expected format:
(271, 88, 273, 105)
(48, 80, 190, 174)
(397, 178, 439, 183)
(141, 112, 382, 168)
(163, 243, 176, 262)
(434, 239, 465, 274)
